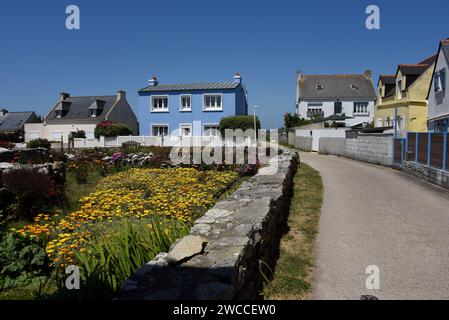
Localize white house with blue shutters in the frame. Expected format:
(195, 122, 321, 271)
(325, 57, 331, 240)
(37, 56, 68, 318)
(428, 39, 449, 132)
(138, 74, 248, 136)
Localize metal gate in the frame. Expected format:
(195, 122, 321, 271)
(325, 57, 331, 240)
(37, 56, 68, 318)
(393, 138, 406, 165)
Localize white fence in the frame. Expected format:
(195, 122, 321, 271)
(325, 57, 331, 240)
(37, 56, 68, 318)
(72, 135, 247, 149)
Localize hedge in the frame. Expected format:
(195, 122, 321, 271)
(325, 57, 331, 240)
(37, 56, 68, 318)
(219, 115, 260, 136)
(26, 139, 51, 149)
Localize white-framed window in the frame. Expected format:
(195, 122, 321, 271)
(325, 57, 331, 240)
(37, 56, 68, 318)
(152, 124, 169, 136)
(203, 124, 220, 136)
(29, 131, 40, 140)
(353, 102, 369, 115)
(51, 131, 63, 141)
(316, 84, 323, 90)
(180, 94, 192, 111)
(350, 84, 358, 90)
(151, 96, 169, 112)
(179, 123, 192, 136)
(55, 111, 62, 118)
(203, 94, 222, 111)
(90, 110, 97, 117)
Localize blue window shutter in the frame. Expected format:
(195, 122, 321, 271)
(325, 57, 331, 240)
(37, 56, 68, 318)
(441, 68, 446, 91)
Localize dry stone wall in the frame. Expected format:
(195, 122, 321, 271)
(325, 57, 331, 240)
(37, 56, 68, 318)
(117, 148, 299, 300)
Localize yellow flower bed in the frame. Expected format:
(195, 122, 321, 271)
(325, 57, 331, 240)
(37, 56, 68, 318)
(17, 168, 238, 266)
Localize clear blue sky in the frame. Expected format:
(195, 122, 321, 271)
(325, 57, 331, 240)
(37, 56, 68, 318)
(1, 0, 449, 129)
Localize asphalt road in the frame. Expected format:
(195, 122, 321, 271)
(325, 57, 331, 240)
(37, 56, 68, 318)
(300, 152, 449, 300)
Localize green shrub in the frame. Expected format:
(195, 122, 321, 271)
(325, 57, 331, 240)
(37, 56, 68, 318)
(219, 115, 260, 135)
(67, 216, 189, 299)
(284, 113, 311, 129)
(94, 121, 133, 138)
(0, 231, 49, 290)
(26, 139, 51, 149)
(0, 129, 24, 143)
(71, 130, 86, 139)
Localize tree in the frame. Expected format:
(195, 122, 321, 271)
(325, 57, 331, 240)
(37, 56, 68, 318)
(284, 113, 311, 129)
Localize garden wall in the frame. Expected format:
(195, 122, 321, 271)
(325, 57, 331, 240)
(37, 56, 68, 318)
(345, 135, 393, 166)
(117, 148, 299, 300)
(319, 137, 346, 156)
(294, 136, 312, 151)
(403, 161, 449, 189)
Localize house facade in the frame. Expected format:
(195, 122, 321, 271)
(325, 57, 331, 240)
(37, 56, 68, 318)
(138, 74, 248, 136)
(374, 55, 436, 133)
(0, 110, 40, 133)
(296, 71, 376, 127)
(427, 39, 449, 132)
(24, 91, 138, 143)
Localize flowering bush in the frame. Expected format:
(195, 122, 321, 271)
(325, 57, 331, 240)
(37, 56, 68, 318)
(94, 121, 132, 138)
(1, 168, 64, 221)
(0, 140, 15, 150)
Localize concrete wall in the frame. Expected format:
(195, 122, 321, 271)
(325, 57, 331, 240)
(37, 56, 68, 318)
(345, 135, 393, 166)
(117, 149, 299, 300)
(403, 161, 449, 189)
(296, 129, 347, 151)
(319, 137, 346, 156)
(294, 136, 312, 151)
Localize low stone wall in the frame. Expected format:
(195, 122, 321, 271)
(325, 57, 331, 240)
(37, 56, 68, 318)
(294, 136, 312, 152)
(319, 137, 346, 156)
(117, 148, 299, 300)
(403, 161, 449, 189)
(345, 135, 393, 166)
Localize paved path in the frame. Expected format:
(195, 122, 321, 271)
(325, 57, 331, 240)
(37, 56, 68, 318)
(300, 152, 449, 300)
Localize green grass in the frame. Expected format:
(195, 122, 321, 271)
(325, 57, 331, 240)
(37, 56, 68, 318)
(64, 169, 102, 211)
(263, 163, 323, 300)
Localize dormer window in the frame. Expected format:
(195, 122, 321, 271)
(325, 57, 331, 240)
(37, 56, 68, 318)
(351, 84, 358, 90)
(316, 84, 323, 90)
(55, 111, 62, 118)
(90, 110, 97, 117)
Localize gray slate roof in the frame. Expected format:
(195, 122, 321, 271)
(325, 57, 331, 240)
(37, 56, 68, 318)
(139, 82, 240, 93)
(0, 112, 38, 131)
(298, 74, 376, 100)
(46, 96, 117, 121)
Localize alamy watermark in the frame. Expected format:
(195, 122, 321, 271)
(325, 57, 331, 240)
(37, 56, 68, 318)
(365, 5, 380, 30)
(66, 5, 80, 30)
(365, 265, 380, 290)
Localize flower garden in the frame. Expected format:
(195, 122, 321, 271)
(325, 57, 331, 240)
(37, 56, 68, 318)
(0, 145, 252, 299)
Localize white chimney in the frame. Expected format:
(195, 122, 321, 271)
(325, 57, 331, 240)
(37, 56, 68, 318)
(234, 73, 242, 85)
(117, 90, 126, 100)
(148, 76, 159, 86)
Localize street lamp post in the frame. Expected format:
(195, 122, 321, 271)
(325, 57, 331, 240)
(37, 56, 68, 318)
(252, 105, 260, 146)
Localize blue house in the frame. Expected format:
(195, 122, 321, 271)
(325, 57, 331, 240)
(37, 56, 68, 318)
(138, 74, 248, 136)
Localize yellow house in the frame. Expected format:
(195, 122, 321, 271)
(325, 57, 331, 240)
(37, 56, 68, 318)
(375, 55, 436, 132)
